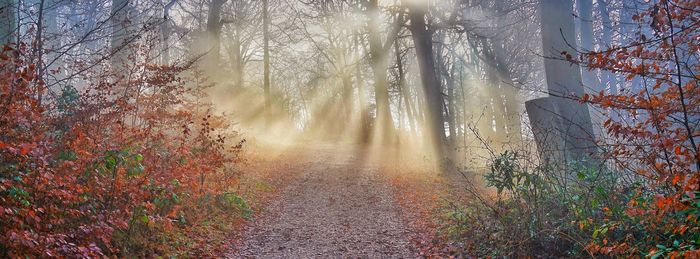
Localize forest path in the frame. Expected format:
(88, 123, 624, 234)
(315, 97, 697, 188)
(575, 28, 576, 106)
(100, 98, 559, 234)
(225, 144, 417, 258)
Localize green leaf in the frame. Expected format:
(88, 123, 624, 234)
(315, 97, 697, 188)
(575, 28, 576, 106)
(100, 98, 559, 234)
(650, 251, 664, 259)
(139, 214, 149, 224)
(127, 164, 145, 177)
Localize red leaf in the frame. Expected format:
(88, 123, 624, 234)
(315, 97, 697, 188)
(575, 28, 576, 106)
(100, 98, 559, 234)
(20, 145, 30, 156)
(674, 146, 682, 155)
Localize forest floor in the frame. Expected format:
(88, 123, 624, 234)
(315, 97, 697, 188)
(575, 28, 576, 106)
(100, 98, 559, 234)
(224, 144, 428, 258)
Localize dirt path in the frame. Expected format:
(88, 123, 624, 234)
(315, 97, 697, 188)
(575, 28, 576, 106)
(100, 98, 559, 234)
(226, 146, 417, 258)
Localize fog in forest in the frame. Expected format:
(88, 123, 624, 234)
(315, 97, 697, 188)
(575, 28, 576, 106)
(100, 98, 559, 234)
(2, 0, 698, 257)
(77, 0, 553, 169)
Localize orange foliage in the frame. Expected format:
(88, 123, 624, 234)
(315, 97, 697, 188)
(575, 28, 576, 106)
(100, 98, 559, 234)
(573, 0, 700, 256)
(0, 44, 242, 257)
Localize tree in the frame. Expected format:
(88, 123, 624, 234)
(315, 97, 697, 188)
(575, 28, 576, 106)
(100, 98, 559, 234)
(407, 0, 447, 165)
(574, 1, 700, 256)
(204, 0, 227, 73)
(577, 0, 604, 137)
(110, 0, 133, 71)
(525, 0, 596, 168)
(365, 0, 398, 143)
(262, 0, 271, 127)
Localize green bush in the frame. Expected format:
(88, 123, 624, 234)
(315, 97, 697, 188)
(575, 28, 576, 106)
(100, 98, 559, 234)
(440, 151, 636, 257)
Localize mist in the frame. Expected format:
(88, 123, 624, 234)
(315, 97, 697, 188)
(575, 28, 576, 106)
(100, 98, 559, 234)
(178, 0, 549, 171)
(2, 0, 698, 257)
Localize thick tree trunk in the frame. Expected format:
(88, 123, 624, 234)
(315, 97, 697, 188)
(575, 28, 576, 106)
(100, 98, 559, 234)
(525, 97, 566, 166)
(110, 0, 132, 71)
(205, 0, 226, 65)
(530, 0, 597, 166)
(354, 31, 370, 142)
(408, 3, 447, 166)
(367, 0, 395, 143)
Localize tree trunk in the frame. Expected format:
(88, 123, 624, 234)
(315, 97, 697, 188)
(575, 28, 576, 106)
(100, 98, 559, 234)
(354, 31, 370, 142)
(205, 0, 226, 66)
(597, 0, 618, 123)
(367, 0, 395, 143)
(231, 27, 244, 88)
(408, 2, 447, 166)
(577, 0, 604, 138)
(33, 0, 46, 103)
(435, 38, 456, 144)
(532, 0, 597, 165)
(110, 0, 131, 72)
(479, 36, 508, 143)
(43, 0, 61, 74)
(160, 2, 171, 65)
(492, 40, 522, 143)
(447, 61, 458, 144)
(262, 0, 271, 128)
(394, 38, 416, 136)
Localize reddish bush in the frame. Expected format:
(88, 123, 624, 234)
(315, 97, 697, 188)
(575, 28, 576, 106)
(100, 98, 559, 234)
(574, 0, 700, 256)
(0, 45, 242, 257)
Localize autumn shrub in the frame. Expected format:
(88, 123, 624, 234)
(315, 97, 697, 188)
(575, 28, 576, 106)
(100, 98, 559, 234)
(572, 0, 700, 257)
(443, 1, 700, 257)
(0, 44, 245, 257)
(439, 151, 632, 257)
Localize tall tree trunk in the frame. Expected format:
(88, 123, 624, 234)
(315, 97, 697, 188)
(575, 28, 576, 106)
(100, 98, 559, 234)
(110, 0, 131, 72)
(160, 1, 173, 65)
(492, 0, 522, 143)
(435, 38, 456, 144)
(33, 0, 46, 103)
(528, 0, 597, 167)
(446, 61, 458, 144)
(577, 0, 597, 85)
(262, 0, 271, 128)
(205, 0, 226, 67)
(231, 27, 244, 88)
(457, 63, 467, 142)
(408, 2, 447, 166)
(577, 0, 603, 138)
(394, 38, 416, 136)
(354, 31, 370, 142)
(367, 0, 395, 143)
(492, 40, 522, 143)
(43, 0, 61, 73)
(480, 36, 508, 143)
(597, 0, 617, 95)
(341, 71, 353, 125)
